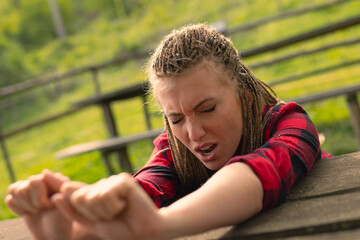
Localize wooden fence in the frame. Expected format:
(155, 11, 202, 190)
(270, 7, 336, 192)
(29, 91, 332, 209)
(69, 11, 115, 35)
(0, 0, 359, 182)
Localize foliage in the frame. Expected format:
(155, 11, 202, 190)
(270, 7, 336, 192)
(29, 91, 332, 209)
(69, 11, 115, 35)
(2, 0, 336, 87)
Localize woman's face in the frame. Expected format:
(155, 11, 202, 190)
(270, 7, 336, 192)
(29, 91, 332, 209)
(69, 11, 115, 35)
(156, 62, 245, 170)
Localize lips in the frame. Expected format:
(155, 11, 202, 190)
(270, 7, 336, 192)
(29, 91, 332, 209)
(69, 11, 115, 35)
(199, 144, 216, 155)
(195, 143, 217, 162)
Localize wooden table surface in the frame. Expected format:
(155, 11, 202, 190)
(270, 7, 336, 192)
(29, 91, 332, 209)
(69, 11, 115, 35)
(1, 151, 359, 240)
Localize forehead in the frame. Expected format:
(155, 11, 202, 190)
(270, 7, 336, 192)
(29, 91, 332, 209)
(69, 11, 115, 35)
(155, 62, 238, 112)
(153, 61, 234, 97)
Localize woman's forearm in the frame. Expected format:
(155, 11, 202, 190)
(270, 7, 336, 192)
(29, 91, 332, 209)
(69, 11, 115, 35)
(158, 162, 263, 239)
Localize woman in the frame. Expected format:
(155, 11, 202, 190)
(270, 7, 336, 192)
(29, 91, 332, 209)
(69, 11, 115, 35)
(5, 23, 330, 240)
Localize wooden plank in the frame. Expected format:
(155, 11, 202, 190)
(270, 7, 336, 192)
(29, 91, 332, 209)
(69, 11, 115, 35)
(176, 227, 232, 240)
(278, 228, 360, 240)
(181, 226, 360, 240)
(241, 14, 360, 57)
(287, 151, 360, 201)
(288, 83, 360, 105)
(73, 82, 149, 108)
(2, 106, 83, 138)
(251, 37, 360, 69)
(269, 58, 360, 87)
(0, 51, 149, 99)
(55, 129, 163, 159)
(0, 218, 31, 240)
(220, 191, 360, 239)
(225, 0, 351, 35)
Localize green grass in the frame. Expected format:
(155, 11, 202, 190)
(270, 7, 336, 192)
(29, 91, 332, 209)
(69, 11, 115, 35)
(1, 0, 359, 220)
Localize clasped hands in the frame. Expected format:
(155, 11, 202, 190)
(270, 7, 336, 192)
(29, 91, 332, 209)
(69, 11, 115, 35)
(5, 170, 164, 240)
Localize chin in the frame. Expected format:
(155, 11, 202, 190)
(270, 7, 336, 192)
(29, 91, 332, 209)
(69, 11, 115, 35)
(203, 162, 223, 171)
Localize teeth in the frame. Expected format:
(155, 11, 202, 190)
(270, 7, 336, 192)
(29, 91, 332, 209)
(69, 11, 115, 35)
(200, 145, 212, 150)
(200, 145, 214, 155)
(203, 151, 211, 156)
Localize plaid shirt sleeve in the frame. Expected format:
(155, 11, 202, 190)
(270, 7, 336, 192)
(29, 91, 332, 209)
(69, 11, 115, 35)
(226, 101, 324, 210)
(133, 133, 181, 208)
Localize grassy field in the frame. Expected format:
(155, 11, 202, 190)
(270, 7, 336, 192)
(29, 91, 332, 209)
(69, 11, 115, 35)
(0, 0, 359, 220)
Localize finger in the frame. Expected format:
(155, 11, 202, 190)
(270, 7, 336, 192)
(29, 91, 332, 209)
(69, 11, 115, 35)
(4, 195, 28, 216)
(87, 174, 130, 220)
(60, 181, 88, 200)
(8, 182, 39, 214)
(61, 182, 100, 221)
(112, 173, 158, 219)
(78, 182, 121, 220)
(7, 180, 26, 194)
(43, 170, 70, 194)
(7, 175, 51, 214)
(79, 191, 110, 220)
(82, 191, 126, 221)
(69, 187, 100, 221)
(51, 193, 95, 229)
(101, 194, 126, 219)
(72, 178, 127, 221)
(28, 175, 53, 209)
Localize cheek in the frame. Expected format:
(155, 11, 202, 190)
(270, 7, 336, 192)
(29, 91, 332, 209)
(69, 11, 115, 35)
(222, 104, 244, 141)
(169, 125, 187, 144)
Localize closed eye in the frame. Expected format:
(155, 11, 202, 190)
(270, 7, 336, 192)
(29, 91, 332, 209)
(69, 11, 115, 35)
(171, 118, 183, 125)
(201, 105, 216, 113)
(169, 104, 216, 125)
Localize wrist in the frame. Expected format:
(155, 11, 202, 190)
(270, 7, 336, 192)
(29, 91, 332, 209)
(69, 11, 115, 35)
(156, 207, 181, 240)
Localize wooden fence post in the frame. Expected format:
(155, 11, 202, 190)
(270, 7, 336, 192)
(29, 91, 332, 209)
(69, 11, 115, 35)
(91, 68, 101, 96)
(142, 95, 152, 130)
(100, 102, 132, 173)
(0, 129, 16, 183)
(346, 94, 360, 150)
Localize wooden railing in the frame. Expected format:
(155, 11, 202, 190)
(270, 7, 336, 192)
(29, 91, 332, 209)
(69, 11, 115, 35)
(0, 0, 359, 182)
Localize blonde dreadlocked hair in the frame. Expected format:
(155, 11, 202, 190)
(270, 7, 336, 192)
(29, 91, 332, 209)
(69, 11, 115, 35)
(147, 23, 280, 193)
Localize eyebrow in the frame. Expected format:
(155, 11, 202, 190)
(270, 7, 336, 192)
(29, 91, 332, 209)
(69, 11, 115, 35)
(167, 98, 215, 117)
(193, 97, 215, 110)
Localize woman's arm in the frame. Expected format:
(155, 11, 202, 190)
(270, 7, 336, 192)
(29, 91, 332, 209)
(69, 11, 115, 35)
(59, 162, 263, 240)
(227, 103, 322, 210)
(158, 162, 263, 238)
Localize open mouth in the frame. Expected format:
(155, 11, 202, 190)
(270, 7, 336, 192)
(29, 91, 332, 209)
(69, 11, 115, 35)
(199, 144, 217, 156)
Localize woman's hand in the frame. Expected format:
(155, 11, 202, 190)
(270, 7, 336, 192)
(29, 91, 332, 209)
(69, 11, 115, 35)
(5, 170, 74, 240)
(53, 173, 167, 240)
(62, 176, 128, 221)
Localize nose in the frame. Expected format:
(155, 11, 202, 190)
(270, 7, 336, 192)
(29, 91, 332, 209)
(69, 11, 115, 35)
(186, 118, 206, 142)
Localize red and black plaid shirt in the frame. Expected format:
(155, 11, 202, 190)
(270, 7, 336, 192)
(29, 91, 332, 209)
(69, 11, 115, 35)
(133, 102, 331, 210)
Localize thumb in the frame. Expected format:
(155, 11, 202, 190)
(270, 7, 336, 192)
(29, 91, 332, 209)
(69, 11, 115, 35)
(43, 169, 70, 194)
(60, 181, 88, 200)
(51, 193, 95, 231)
